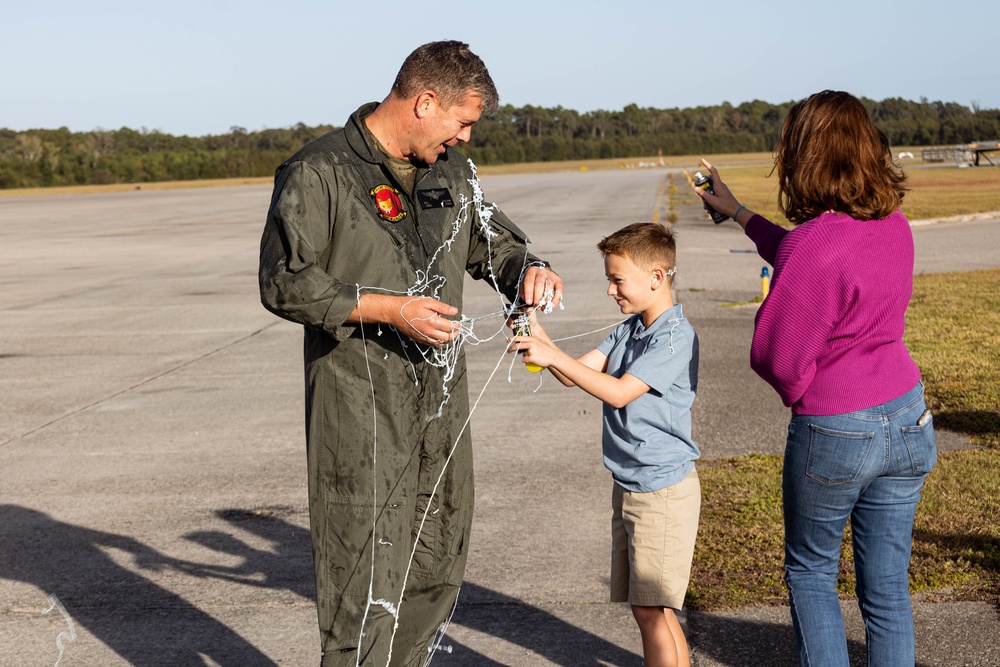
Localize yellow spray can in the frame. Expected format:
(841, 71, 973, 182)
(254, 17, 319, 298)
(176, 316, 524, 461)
(512, 307, 545, 373)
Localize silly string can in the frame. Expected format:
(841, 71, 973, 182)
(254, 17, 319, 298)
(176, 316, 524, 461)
(694, 171, 729, 224)
(512, 307, 545, 373)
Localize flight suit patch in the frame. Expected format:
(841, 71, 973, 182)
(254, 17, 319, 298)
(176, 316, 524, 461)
(416, 188, 455, 209)
(370, 184, 407, 222)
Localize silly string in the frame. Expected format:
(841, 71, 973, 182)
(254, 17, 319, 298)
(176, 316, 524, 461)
(353, 160, 566, 666)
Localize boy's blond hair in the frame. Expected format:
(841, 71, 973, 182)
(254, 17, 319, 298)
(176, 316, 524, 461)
(597, 222, 677, 275)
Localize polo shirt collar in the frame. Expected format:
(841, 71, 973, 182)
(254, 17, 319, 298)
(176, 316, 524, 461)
(631, 304, 684, 340)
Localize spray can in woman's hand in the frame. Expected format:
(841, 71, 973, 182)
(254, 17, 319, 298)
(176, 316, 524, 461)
(694, 172, 729, 224)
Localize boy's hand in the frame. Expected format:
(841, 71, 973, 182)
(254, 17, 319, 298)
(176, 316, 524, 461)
(507, 334, 558, 370)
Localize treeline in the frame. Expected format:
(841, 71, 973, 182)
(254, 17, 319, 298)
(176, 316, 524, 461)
(3, 98, 999, 189)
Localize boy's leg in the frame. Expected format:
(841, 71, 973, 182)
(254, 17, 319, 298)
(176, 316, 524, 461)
(664, 608, 691, 667)
(631, 605, 679, 667)
(621, 471, 699, 667)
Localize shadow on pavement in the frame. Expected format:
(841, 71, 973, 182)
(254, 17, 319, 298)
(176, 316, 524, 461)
(688, 612, 936, 667)
(688, 614, 802, 666)
(196, 509, 641, 666)
(3, 501, 957, 666)
(0, 504, 275, 666)
(0, 504, 633, 666)
(440, 582, 641, 666)
(182, 506, 316, 600)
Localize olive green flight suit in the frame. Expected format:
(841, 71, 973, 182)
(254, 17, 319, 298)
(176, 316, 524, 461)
(259, 103, 541, 667)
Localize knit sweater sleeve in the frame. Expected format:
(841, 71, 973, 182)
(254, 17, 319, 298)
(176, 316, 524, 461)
(749, 226, 840, 407)
(744, 214, 787, 266)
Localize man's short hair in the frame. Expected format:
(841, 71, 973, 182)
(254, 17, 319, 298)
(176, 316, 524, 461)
(597, 223, 677, 274)
(391, 40, 499, 115)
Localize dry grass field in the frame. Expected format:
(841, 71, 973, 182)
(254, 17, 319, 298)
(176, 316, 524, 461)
(662, 150, 1000, 225)
(0, 176, 273, 197)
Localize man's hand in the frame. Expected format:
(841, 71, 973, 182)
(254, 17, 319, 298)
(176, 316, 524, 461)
(352, 294, 460, 346)
(396, 296, 460, 345)
(519, 265, 563, 310)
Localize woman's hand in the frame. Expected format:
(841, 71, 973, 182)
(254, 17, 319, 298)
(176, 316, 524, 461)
(693, 159, 750, 229)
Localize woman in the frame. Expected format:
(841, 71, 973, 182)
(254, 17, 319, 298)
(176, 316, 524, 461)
(695, 90, 937, 666)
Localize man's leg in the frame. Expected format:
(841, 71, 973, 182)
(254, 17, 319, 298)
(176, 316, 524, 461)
(388, 368, 474, 667)
(308, 344, 426, 666)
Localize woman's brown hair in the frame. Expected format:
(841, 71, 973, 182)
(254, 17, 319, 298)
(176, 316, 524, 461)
(775, 90, 907, 223)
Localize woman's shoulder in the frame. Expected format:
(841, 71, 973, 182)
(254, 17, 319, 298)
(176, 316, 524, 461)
(792, 209, 908, 240)
(780, 209, 910, 266)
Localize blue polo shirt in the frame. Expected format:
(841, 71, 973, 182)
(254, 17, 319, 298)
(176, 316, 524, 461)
(596, 304, 700, 492)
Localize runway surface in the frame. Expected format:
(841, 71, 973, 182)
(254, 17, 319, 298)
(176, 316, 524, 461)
(1, 170, 996, 665)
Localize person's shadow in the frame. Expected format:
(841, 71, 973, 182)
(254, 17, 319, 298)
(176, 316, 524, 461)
(173, 508, 899, 666)
(7, 503, 921, 666)
(0, 504, 275, 666)
(187, 508, 643, 666)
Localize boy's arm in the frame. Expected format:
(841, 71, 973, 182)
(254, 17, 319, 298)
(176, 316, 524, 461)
(554, 357, 650, 408)
(510, 329, 649, 407)
(518, 316, 607, 387)
(547, 348, 607, 387)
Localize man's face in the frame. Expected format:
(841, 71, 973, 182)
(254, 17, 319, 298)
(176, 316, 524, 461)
(411, 92, 484, 165)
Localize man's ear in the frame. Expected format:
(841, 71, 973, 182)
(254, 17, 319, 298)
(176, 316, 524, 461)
(414, 90, 437, 119)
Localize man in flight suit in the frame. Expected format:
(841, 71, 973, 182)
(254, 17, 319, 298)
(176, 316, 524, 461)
(259, 41, 562, 666)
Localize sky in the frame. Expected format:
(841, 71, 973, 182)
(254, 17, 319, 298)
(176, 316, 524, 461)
(4, 0, 999, 138)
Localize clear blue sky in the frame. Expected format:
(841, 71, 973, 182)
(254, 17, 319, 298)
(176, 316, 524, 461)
(4, 0, 998, 137)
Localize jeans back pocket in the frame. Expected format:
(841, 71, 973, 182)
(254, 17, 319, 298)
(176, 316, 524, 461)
(901, 412, 937, 475)
(806, 424, 876, 485)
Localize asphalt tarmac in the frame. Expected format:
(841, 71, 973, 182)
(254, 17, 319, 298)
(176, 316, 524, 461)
(1, 168, 997, 666)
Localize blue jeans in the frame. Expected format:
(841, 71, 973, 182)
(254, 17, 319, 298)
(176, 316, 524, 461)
(783, 383, 936, 667)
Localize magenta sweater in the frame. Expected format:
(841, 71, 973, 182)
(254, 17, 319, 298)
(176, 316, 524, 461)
(744, 211, 921, 415)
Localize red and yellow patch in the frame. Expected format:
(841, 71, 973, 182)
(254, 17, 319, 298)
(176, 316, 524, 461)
(369, 184, 407, 222)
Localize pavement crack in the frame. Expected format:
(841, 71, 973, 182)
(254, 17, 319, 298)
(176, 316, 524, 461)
(0, 321, 282, 449)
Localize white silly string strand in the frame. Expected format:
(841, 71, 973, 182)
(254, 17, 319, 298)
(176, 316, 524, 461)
(388, 331, 517, 665)
(424, 585, 461, 665)
(41, 593, 77, 667)
(349, 159, 573, 666)
(355, 300, 383, 657)
(350, 160, 514, 665)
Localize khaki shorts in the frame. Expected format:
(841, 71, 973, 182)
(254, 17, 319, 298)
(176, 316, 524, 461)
(610, 468, 701, 609)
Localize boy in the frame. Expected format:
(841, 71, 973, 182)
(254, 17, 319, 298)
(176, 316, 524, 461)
(510, 222, 700, 667)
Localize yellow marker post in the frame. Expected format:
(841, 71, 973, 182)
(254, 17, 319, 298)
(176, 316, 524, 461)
(761, 266, 770, 299)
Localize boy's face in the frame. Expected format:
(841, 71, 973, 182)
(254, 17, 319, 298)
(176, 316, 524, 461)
(604, 253, 656, 315)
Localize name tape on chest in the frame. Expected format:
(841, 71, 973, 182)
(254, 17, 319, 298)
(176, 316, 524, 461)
(416, 188, 455, 209)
